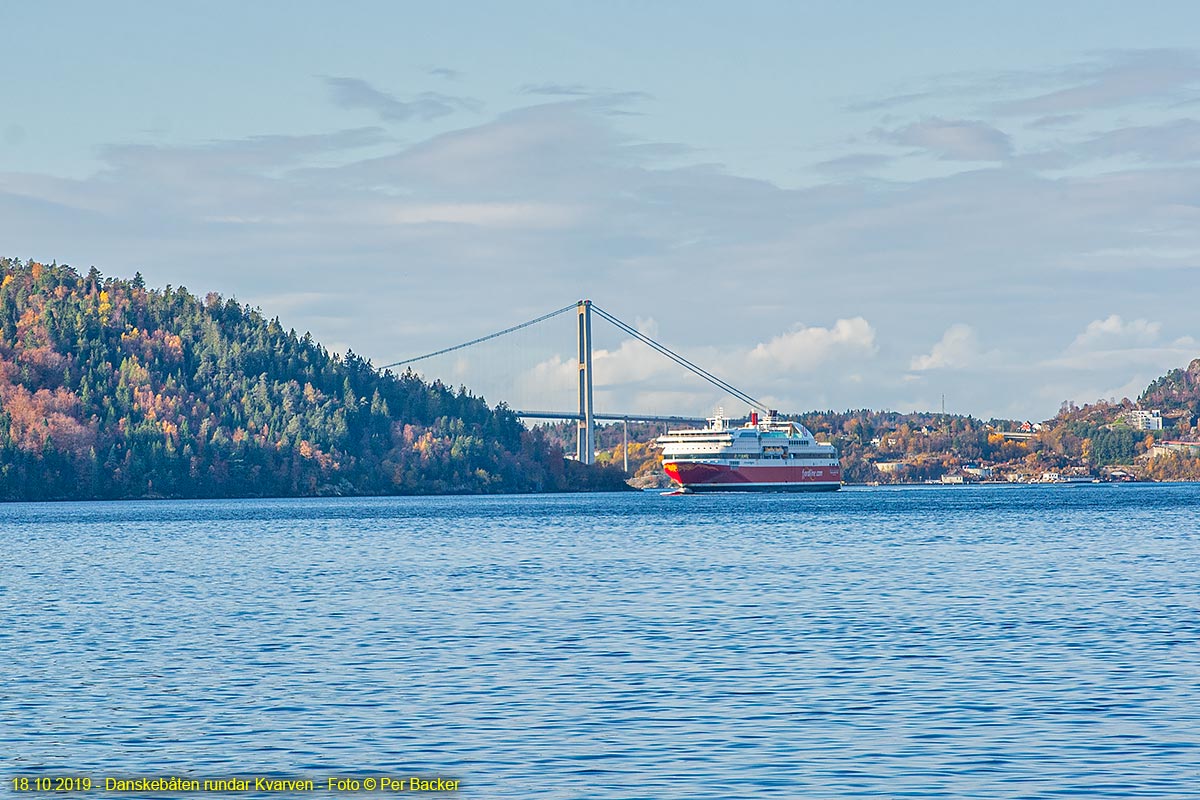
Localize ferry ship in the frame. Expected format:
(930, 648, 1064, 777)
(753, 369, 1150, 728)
(657, 410, 841, 492)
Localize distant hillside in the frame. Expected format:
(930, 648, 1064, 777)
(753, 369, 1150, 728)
(0, 258, 627, 500)
(569, 362, 1200, 485)
(1140, 358, 1200, 419)
(542, 410, 1025, 488)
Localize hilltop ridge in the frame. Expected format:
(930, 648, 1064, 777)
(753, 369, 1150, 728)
(0, 258, 627, 500)
(1140, 358, 1200, 418)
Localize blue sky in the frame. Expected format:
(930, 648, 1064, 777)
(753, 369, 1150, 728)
(4, 2, 1200, 420)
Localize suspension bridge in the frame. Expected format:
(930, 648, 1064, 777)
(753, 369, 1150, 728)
(381, 300, 769, 467)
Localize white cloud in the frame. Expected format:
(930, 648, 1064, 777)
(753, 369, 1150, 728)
(747, 318, 877, 371)
(878, 117, 1012, 161)
(594, 338, 683, 385)
(508, 317, 879, 416)
(631, 316, 659, 337)
(1069, 314, 1162, 351)
(1040, 315, 1197, 373)
(910, 324, 978, 371)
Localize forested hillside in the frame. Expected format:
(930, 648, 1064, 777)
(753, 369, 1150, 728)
(0, 258, 626, 500)
(1140, 358, 1200, 417)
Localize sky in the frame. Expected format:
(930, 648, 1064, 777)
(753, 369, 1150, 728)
(4, 1, 1200, 421)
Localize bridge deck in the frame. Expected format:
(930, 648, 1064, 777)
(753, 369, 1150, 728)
(514, 410, 709, 424)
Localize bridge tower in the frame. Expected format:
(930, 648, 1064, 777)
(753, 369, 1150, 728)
(577, 299, 595, 464)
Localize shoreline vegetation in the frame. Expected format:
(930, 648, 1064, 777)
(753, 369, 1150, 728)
(0, 258, 628, 501)
(1, 258, 1197, 500)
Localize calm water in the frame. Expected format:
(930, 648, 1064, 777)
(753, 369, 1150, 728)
(3, 485, 1198, 799)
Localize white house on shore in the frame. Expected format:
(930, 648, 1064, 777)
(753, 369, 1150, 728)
(1124, 409, 1163, 431)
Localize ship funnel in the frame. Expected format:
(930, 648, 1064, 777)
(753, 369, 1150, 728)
(750, 411, 759, 426)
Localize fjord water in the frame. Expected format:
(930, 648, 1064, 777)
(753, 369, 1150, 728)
(4, 485, 1198, 799)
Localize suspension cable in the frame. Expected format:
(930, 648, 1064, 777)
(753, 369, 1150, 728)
(380, 300, 769, 415)
(590, 303, 767, 413)
(380, 302, 578, 370)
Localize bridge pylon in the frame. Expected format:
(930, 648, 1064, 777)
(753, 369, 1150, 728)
(577, 299, 595, 464)
(383, 297, 766, 468)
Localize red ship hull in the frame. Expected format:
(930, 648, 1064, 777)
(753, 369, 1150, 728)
(663, 461, 841, 492)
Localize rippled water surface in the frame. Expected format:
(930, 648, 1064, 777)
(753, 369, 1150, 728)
(3, 485, 1199, 798)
